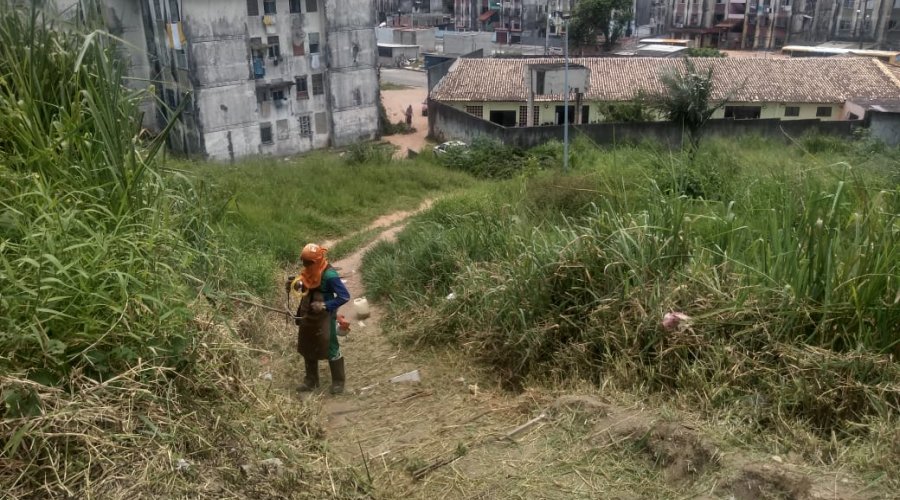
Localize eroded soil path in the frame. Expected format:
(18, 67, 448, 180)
(381, 87, 429, 159)
(268, 204, 881, 499)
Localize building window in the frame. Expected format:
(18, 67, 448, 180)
(839, 20, 852, 30)
(465, 105, 483, 118)
(296, 76, 309, 99)
(311, 73, 324, 95)
(489, 110, 516, 127)
(260, 122, 273, 144)
(532, 106, 539, 126)
(535, 71, 545, 94)
(293, 32, 305, 55)
(582, 105, 590, 124)
(164, 88, 177, 110)
(724, 105, 761, 119)
(277, 119, 289, 140)
(306, 0, 318, 12)
(263, 0, 277, 14)
(168, 0, 180, 21)
(175, 49, 188, 69)
(309, 32, 320, 54)
(154, 0, 164, 20)
(290, 0, 302, 13)
(784, 106, 800, 117)
(314, 112, 327, 134)
(267, 36, 280, 58)
(842, 0, 854, 8)
(299, 115, 312, 137)
(272, 89, 286, 101)
(247, 0, 259, 16)
(816, 106, 832, 117)
(518, 105, 528, 127)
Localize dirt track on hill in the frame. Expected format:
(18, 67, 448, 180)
(263, 204, 882, 499)
(381, 87, 429, 159)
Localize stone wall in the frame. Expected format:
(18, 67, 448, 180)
(429, 100, 859, 149)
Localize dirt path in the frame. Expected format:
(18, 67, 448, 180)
(268, 206, 881, 499)
(381, 87, 429, 159)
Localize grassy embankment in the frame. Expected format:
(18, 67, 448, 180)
(363, 134, 900, 485)
(0, 3, 473, 497)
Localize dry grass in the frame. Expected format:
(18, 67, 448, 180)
(0, 302, 350, 499)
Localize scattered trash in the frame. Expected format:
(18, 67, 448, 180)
(260, 457, 284, 474)
(359, 382, 380, 393)
(455, 377, 465, 384)
(354, 297, 370, 319)
(261, 372, 273, 381)
(771, 455, 783, 463)
(446, 292, 456, 301)
(390, 369, 421, 383)
(662, 311, 692, 332)
(358, 321, 366, 328)
(467, 383, 479, 396)
(505, 412, 548, 441)
(337, 315, 351, 337)
(175, 458, 191, 472)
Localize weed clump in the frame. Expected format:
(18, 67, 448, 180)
(363, 138, 900, 464)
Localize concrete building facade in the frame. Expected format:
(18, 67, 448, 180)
(651, 0, 900, 50)
(70, 0, 379, 161)
(430, 57, 900, 127)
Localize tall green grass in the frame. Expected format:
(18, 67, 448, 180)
(0, 3, 217, 387)
(363, 137, 900, 436)
(186, 149, 475, 294)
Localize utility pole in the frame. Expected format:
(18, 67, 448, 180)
(545, 7, 551, 54)
(562, 9, 570, 173)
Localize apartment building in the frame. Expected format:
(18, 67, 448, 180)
(70, 0, 379, 160)
(653, 0, 900, 50)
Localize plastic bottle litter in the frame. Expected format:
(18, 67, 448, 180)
(389, 369, 421, 383)
(446, 292, 457, 301)
(354, 297, 370, 319)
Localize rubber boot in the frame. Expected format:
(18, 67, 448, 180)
(328, 357, 346, 395)
(298, 357, 319, 392)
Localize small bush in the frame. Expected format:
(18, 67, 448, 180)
(345, 141, 394, 165)
(799, 132, 851, 154)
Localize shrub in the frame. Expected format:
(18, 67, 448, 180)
(364, 140, 900, 436)
(0, 2, 219, 384)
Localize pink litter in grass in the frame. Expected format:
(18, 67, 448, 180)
(662, 312, 692, 331)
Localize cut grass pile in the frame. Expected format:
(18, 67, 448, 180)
(363, 135, 900, 481)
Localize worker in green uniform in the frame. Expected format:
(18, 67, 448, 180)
(286, 243, 350, 394)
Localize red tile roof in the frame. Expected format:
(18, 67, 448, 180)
(430, 57, 900, 104)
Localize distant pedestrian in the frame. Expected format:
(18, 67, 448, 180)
(405, 104, 413, 126)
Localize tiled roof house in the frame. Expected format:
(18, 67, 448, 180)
(430, 57, 900, 126)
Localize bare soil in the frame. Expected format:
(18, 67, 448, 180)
(381, 87, 429, 159)
(260, 206, 884, 499)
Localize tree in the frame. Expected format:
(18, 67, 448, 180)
(685, 47, 727, 57)
(645, 59, 732, 155)
(567, 0, 633, 52)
